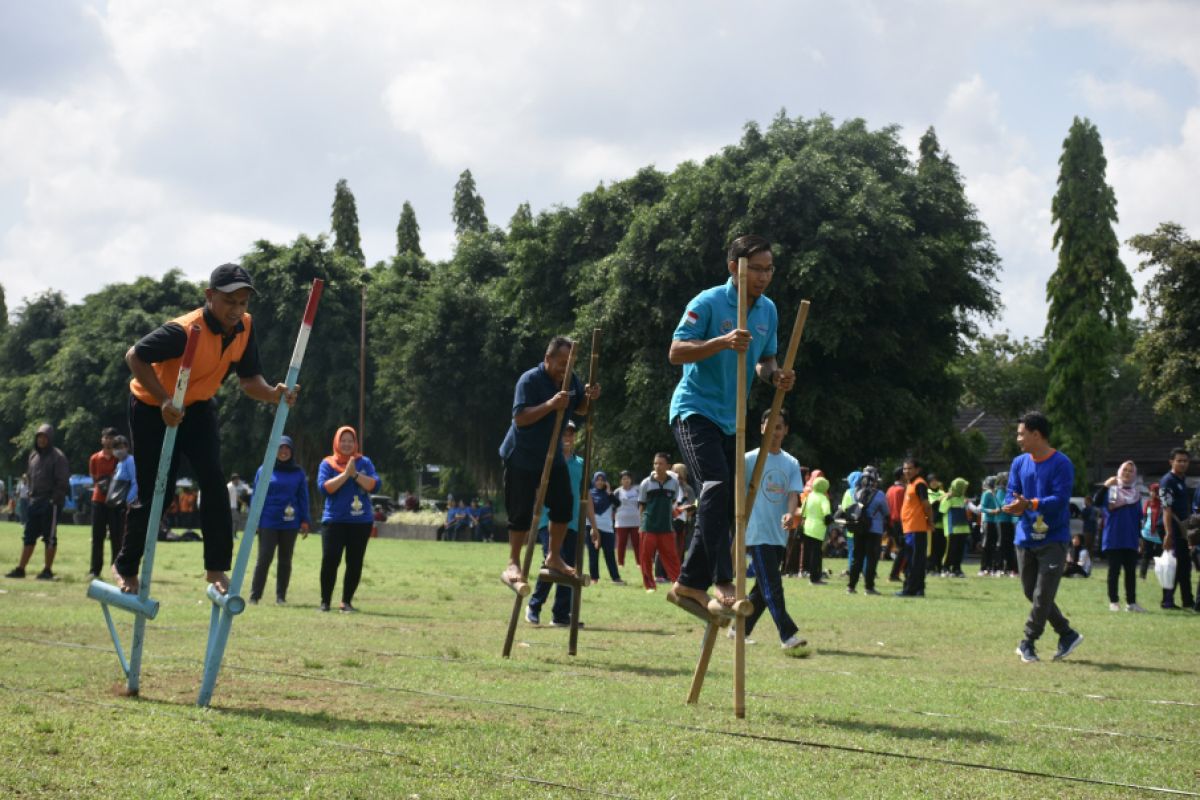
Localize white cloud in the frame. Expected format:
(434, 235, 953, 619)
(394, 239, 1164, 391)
(1074, 74, 1169, 118)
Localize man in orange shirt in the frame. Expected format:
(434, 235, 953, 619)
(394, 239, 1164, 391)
(88, 427, 122, 578)
(114, 264, 297, 595)
(896, 458, 934, 598)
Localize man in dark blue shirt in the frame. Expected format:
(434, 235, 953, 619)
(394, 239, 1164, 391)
(1159, 447, 1195, 611)
(500, 336, 599, 585)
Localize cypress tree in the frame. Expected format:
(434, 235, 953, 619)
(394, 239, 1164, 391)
(1044, 117, 1134, 485)
(331, 178, 365, 263)
(395, 201, 423, 257)
(452, 169, 488, 236)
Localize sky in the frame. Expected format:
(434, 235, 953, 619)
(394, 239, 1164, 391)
(1, 0, 1197, 340)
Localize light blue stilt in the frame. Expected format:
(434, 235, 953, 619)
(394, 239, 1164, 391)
(88, 324, 201, 695)
(197, 279, 322, 707)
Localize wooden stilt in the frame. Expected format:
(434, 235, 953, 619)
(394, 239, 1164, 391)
(733, 258, 749, 720)
(687, 619, 723, 705)
(502, 344, 579, 658)
(569, 329, 602, 657)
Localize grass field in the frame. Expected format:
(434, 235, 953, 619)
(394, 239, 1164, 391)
(0, 520, 1196, 799)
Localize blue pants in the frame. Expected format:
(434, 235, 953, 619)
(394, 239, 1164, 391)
(528, 526, 579, 623)
(745, 544, 798, 642)
(585, 527, 621, 582)
(902, 532, 927, 596)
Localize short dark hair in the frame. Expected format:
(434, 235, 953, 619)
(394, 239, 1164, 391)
(112, 435, 129, 448)
(102, 427, 120, 438)
(654, 451, 671, 462)
(1170, 447, 1190, 461)
(1019, 411, 1051, 440)
(760, 407, 790, 426)
(903, 457, 922, 472)
(545, 335, 574, 357)
(727, 234, 772, 264)
(893, 466, 904, 480)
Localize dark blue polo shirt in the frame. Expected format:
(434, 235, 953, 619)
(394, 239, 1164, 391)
(498, 364, 583, 472)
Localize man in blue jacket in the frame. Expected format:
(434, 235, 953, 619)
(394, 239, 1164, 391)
(1003, 411, 1083, 663)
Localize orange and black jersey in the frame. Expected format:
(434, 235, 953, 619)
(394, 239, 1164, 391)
(130, 306, 262, 405)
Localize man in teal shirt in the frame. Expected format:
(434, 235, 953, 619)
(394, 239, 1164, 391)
(668, 235, 796, 610)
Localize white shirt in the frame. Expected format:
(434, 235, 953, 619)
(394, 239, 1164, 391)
(614, 485, 641, 528)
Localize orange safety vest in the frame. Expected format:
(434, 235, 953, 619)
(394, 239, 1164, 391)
(901, 476, 930, 533)
(130, 307, 253, 406)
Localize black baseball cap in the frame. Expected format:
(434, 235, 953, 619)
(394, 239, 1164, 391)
(209, 263, 257, 294)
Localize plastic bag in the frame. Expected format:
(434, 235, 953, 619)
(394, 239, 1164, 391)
(1154, 551, 1177, 591)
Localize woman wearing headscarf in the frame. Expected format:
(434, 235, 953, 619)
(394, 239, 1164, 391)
(800, 473, 831, 585)
(1139, 482, 1164, 580)
(939, 477, 971, 577)
(316, 426, 380, 613)
(978, 475, 1001, 576)
(585, 471, 623, 583)
(839, 470, 862, 576)
(1101, 460, 1145, 612)
(249, 435, 310, 605)
(995, 471, 1019, 576)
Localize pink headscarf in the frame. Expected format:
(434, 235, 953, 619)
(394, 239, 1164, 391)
(1109, 461, 1140, 509)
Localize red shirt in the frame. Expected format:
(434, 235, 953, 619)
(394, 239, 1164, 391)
(89, 451, 117, 502)
(886, 483, 905, 524)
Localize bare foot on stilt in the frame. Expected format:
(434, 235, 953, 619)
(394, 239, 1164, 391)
(543, 555, 576, 577)
(112, 565, 138, 594)
(502, 563, 523, 585)
(207, 571, 230, 594)
(713, 582, 737, 607)
(671, 582, 712, 607)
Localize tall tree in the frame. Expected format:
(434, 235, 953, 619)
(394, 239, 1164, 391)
(1131, 222, 1200, 449)
(452, 169, 488, 236)
(1044, 117, 1134, 485)
(395, 200, 424, 257)
(0, 283, 8, 336)
(331, 178, 365, 263)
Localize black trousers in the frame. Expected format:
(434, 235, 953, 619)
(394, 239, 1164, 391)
(888, 521, 907, 580)
(1162, 533, 1195, 608)
(320, 522, 372, 606)
(999, 521, 1018, 573)
(1106, 548, 1138, 605)
(930, 529, 946, 573)
(803, 535, 824, 583)
(251, 528, 300, 601)
(981, 521, 1000, 572)
(945, 533, 968, 574)
(848, 532, 882, 591)
(90, 503, 125, 575)
(672, 414, 735, 590)
(746, 544, 798, 642)
(118, 396, 232, 577)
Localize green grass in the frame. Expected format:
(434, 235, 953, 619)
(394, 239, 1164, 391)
(0, 519, 1197, 798)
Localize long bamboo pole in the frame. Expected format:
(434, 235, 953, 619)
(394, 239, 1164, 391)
(734, 259, 749, 719)
(568, 329, 601, 656)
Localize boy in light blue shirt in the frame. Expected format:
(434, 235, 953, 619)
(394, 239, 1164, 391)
(741, 409, 806, 649)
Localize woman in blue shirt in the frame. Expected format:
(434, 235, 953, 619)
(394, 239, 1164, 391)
(316, 426, 380, 613)
(1101, 460, 1145, 612)
(249, 435, 310, 605)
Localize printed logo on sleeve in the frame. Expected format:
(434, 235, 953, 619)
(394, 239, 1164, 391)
(684, 310, 699, 326)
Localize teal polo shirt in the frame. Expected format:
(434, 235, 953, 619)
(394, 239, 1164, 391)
(669, 278, 778, 435)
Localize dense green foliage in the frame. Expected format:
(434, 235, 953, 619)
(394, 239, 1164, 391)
(1131, 222, 1200, 450)
(1044, 118, 1135, 487)
(1, 113, 1004, 496)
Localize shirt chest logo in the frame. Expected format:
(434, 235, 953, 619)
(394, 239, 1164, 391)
(351, 495, 364, 515)
(719, 318, 734, 334)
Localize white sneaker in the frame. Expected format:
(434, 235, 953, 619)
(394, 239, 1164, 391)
(725, 628, 757, 644)
(782, 634, 807, 649)
(1109, 602, 1121, 612)
(1125, 603, 1147, 613)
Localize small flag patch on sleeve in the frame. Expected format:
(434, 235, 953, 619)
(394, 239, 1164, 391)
(685, 310, 699, 326)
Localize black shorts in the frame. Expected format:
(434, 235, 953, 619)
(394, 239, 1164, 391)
(504, 460, 572, 531)
(23, 499, 59, 547)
